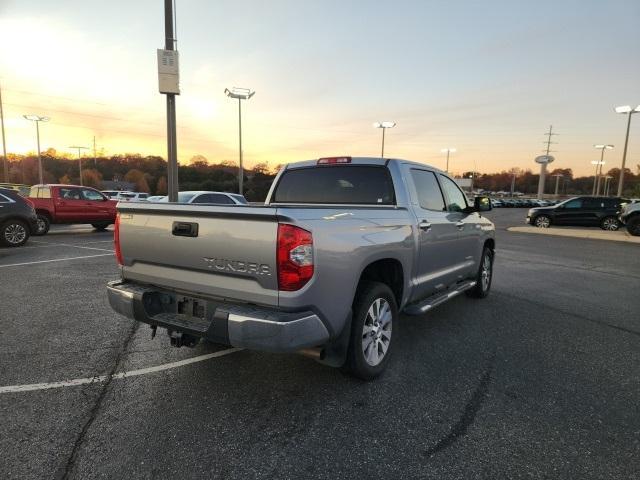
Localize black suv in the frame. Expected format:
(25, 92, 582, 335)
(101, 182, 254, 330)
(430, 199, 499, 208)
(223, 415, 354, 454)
(0, 188, 38, 247)
(527, 196, 629, 230)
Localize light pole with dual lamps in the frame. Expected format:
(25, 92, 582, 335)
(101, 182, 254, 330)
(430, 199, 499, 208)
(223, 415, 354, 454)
(593, 144, 613, 196)
(23, 115, 50, 185)
(69, 146, 89, 186)
(225, 87, 255, 196)
(373, 121, 396, 158)
(614, 105, 639, 196)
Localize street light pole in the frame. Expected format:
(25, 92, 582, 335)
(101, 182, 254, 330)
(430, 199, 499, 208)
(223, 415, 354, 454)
(69, 146, 89, 185)
(593, 144, 613, 196)
(614, 105, 639, 197)
(23, 115, 50, 185)
(373, 122, 396, 158)
(552, 173, 563, 197)
(225, 87, 255, 195)
(440, 148, 456, 173)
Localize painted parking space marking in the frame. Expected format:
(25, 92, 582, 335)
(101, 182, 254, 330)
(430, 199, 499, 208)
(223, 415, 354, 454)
(0, 253, 113, 268)
(0, 348, 242, 394)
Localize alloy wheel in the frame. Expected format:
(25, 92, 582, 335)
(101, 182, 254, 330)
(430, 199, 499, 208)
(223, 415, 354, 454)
(481, 253, 492, 291)
(535, 216, 550, 228)
(5, 223, 27, 245)
(602, 218, 619, 231)
(362, 298, 392, 367)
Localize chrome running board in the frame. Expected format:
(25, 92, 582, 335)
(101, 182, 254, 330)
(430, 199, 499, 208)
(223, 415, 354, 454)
(403, 280, 477, 316)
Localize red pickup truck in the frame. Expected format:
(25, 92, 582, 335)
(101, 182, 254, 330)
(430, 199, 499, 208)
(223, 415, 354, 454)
(29, 184, 118, 235)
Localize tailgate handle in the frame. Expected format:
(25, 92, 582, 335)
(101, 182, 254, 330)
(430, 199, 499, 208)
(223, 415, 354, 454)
(172, 221, 199, 237)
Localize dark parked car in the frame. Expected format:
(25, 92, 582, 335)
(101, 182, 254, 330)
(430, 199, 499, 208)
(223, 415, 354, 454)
(0, 187, 38, 247)
(527, 196, 629, 230)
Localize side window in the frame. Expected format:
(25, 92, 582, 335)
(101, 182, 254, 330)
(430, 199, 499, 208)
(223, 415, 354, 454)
(208, 194, 234, 204)
(30, 186, 39, 197)
(191, 194, 211, 204)
(438, 175, 468, 212)
(410, 169, 445, 211)
(564, 198, 583, 209)
(602, 198, 619, 208)
(40, 187, 51, 199)
(82, 189, 105, 201)
(583, 198, 602, 209)
(59, 188, 82, 200)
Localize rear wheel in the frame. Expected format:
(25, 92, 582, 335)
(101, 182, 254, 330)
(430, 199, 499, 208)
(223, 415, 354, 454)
(534, 215, 551, 228)
(600, 216, 620, 231)
(467, 246, 494, 298)
(1, 219, 30, 247)
(91, 222, 110, 231)
(626, 216, 640, 237)
(34, 214, 50, 236)
(343, 281, 397, 380)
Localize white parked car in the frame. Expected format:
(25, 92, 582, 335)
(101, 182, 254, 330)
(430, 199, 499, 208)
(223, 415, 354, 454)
(159, 191, 248, 205)
(116, 192, 149, 202)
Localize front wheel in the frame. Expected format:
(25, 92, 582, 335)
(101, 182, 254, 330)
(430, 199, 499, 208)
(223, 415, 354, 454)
(534, 215, 551, 228)
(1, 219, 30, 247)
(343, 281, 397, 380)
(466, 246, 494, 298)
(600, 216, 620, 231)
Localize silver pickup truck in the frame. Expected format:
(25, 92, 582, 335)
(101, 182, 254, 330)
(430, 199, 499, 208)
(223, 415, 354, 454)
(108, 157, 495, 379)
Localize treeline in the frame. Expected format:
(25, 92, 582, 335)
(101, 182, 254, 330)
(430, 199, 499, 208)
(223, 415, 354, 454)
(2, 150, 277, 202)
(463, 167, 640, 197)
(2, 150, 639, 199)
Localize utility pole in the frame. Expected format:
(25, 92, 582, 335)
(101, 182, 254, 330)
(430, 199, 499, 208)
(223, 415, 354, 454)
(161, 0, 179, 202)
(510, 172, 516, 197)
(0, 81, 7, 183)
(552, 173, 563, 198)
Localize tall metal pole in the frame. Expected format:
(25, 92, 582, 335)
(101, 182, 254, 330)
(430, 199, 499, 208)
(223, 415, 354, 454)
(617, 112, 632, 197)
(381, 128, 386, 158)
(510, 173, 516, 197)
(595, 148, 605, 196)
(0, 81, 7, 183)
(36, 121, 43, 185)
(93, 136, 97, 168)
(164, 0, 178, 202)
(446, 150, 450, 173)
(78, 148, 83, 185)
(592, 160, 599, 195)
(238, 97, 243, 195)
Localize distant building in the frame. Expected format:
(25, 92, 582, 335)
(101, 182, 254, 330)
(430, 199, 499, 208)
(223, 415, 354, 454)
(101, 180, 135, 191)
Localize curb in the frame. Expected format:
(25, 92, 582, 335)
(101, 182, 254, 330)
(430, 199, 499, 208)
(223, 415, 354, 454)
(507, 226, 640, 244)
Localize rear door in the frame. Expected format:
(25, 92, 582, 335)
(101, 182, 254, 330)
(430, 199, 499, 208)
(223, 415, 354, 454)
(406, 168, 463, 301)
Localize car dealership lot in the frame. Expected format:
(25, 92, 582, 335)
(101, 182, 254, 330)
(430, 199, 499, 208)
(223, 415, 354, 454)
(1, 214, 639, 479)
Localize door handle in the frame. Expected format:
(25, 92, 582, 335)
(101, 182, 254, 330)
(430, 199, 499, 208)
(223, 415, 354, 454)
(456, 221, 465, 229)
(418, 220, 432, 231)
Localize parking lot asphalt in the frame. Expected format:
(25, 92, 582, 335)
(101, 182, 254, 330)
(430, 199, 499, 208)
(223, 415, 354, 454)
(1, 212, 639, 480)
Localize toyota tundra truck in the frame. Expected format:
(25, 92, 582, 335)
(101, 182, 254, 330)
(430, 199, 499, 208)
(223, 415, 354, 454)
(107, 157, 495, 379)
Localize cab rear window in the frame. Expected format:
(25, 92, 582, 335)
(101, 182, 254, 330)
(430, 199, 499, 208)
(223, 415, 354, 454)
(273, 166, 395, 205)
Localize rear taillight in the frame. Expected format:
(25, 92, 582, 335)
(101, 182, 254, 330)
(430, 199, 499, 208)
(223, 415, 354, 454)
(277, 224, 314, 291)
(114, 213, 124, 266)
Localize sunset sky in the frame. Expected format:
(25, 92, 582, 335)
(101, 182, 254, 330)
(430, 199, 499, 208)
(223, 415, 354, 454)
(0, 0, 638, 176)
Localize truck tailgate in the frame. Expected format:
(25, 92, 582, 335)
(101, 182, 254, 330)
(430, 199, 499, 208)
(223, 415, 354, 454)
(117, 202, 279, 306)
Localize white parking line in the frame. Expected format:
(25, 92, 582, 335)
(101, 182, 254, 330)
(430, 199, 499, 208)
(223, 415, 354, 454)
(0, 347, 242, 394)
(0, 253, 113, 268)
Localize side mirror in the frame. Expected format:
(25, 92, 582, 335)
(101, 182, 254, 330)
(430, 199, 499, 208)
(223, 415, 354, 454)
(474, 196, 492, 212)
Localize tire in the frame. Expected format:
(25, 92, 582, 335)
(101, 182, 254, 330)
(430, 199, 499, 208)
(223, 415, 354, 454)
(534, 215, 551, 228)
(1, 219, 30, 247)
(34, 214, 50, 236)
(466, 246, 494, 299)
(600, 216, 620, 231)
(91, 222, 110, 231)
(343, 281, 397, 380)
(626, 216, 640, 237)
